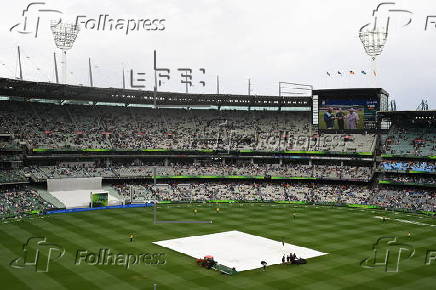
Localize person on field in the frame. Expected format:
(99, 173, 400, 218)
(323, 107, 335, 129)
(346, 108, 360, 129)
(261, 261, 267, 271)
(336, 108, 345, 130)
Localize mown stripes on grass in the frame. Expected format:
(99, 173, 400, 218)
(1, 204, 436, 289)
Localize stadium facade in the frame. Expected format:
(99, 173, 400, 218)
(0, 77, 434, 217)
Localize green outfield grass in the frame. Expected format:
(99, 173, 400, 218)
(1, 204, 436, 290)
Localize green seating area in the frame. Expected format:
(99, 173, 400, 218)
(0, 142, 20, 151)
(0, 187, 55, 218)
(384, 126, 436, 156)
(0, 170, 28, 184)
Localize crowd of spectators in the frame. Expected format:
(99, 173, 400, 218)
(0, 101, 375, 153)
(112, 182, 436, 212)
(382, 125, 436, 156)
(23, 161, 373, 182)
(382, 174, 436, 185)
(379, 161, 436, 173)
(371, 188, 436, 212)
(0, 187, 55, 217)
(25, 164, 116, 181)
(113, 182, 435, 212)
(0, 155, 22, 162)
(114, 182, 290, 202)
(0, 180, 434, 219)
(0, 141, 20, 150)
(0, 170, 28, 184)
(113, 182, 370, 203)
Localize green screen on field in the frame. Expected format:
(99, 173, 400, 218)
(91, 192, 108, 207)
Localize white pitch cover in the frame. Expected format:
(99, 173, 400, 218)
(154, 230, 327, 271)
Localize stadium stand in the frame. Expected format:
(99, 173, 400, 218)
(370, 188, 436, 212)
(0, 170, 28, 184)
(111, 181, 435, 212)
(0, 187, 55, 218)
(0, 96, 435, 218)
(23, 162, 373, 181)
(381, 174, 436, 185)
(0, 101, 376, 153)
(382, 124, 436, 156)
(379, 161, 436, 173)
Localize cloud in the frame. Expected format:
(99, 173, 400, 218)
(0, 0, 435, 109)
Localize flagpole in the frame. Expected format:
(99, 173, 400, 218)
(345, 72, 348, 88)
(346, 71, 350, 88)
(372, 58, 378, 88)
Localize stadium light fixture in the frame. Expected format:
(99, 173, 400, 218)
(50, 21, 80, 84)
(359, 19, 388, 86)
(358, 27, 388, 61)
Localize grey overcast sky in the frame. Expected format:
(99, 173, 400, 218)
(0, 0, 435, 109)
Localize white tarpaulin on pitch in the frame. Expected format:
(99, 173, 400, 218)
(154, 230, 327, 271)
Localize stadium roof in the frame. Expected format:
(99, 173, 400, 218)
(378, 110, 436, 125)
(378, 110, 436, 117)
(313, 88, 388, 98)
(0, 77, 311, 108)
(0, 78, 392, 108)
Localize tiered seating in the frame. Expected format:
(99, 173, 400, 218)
(0, 170, 27, 184)
(0, 187, 55, 217)
(309, 134, 376, 153)
(0, 101, 375, 153)
(379, 161, 436, 173)
(27, 166, 117, 181)
(112, 182, 434, 211)
(111, 182, 375, 205)
(370, 188, 436, 211)
(0, 141, 20, 150)
(383, 125, 436, 156)
(382, 174, 436, 185)
(112, 184, 156, 201)
(23, 162, 373, 181)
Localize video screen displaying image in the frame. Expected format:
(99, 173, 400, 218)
(91, 192, 108, 207)
(319, 98, 378, 130)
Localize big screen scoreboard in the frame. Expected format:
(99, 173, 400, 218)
(315, 88, 388, 132)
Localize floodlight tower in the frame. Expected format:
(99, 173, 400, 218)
(50, 21, 80, 84)
(359, 18, 388, 84)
